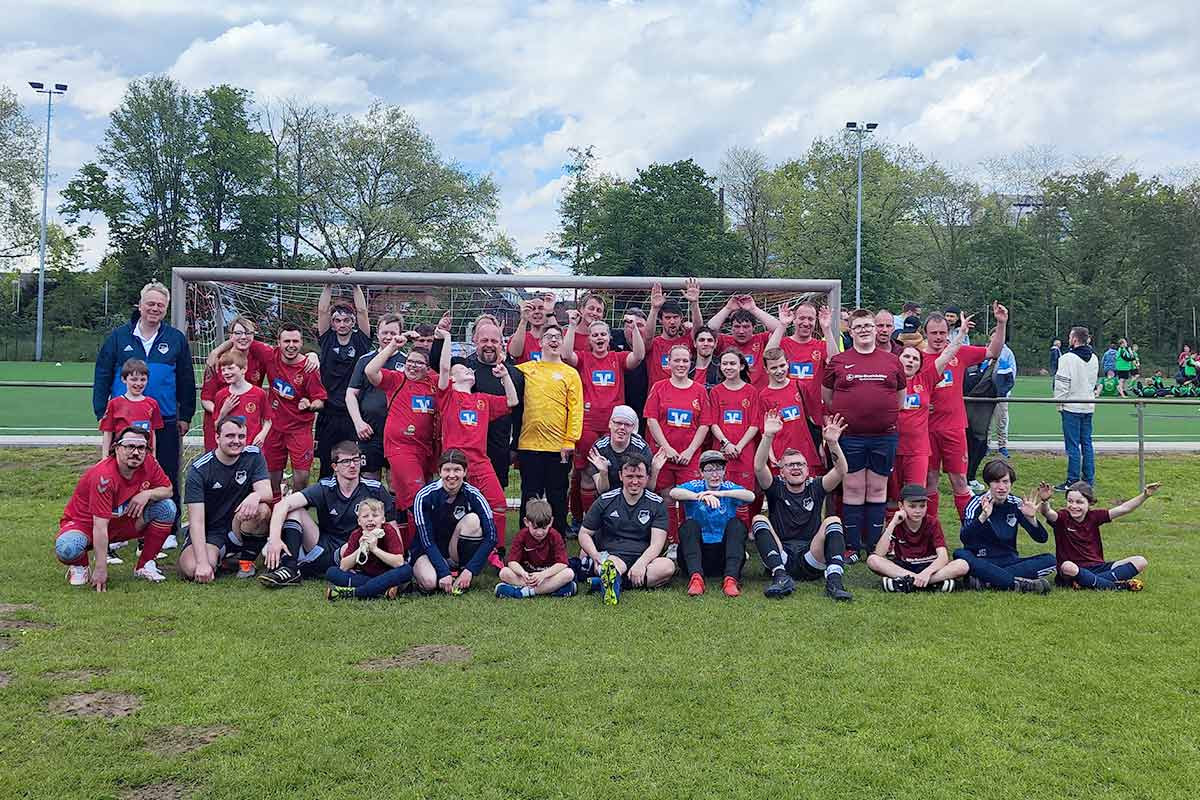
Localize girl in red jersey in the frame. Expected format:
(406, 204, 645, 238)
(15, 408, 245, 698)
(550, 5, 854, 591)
(708, 350, 761, 523)
(644, 344, 714, 545)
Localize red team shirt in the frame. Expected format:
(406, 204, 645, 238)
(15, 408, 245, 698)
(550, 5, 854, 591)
(507, 527, 569, 570)
(515, 330, 545, 364)
(375, 371, 438, 459)
(201, 340, 275, 445)
(98, 395, 163, 442)
(211, 385, 270, 444)
(1051, 508, 1110, 567)
(779, 337, 829, 424)
(576, 349, 627, 432)
(344, 522, 406, 577)
(437, 388, 510, 465)
(266, 350, 328, 431)
(897, 360, 940, 455)
(758, 380, 821, 470)
(823, 348, 907, 435)
(709, 382, 762, 475)
(717, 332, 773, 387)
(647, 333, 694, 385)
(60, 455, 172, 534)
(890, 516, 947, 565)
(928, 344, 989, 433)
(643, 379, 713, 453)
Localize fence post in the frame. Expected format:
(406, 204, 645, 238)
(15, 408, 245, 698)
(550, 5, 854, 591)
(1136, 401, 1145, 491)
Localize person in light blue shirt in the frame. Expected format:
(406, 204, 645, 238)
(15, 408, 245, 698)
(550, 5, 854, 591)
(990, 344, 1017, 457)
(669, 450, 754, 597)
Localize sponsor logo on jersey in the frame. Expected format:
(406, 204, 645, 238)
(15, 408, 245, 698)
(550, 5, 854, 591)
(530, 351, 543, 361)
(591, 369, 617, 386)
(132, 420, 150, 430)
(938, 369, 953, 388)
(904, 393, 921, 409)
(412, 395, 434, 413)
(272, 378, 297, 399)
(780, 405, 802, 422)
(157, 342, 169, 354)
(637, 509, 651, 525)
(234, 470, 247, 485)
(723, 409, 744, 425)
(745, 354, 756, 366)
(790, 361, 815, 379)
(459, 409, 479, 426)
(97, 476, 110, 494)
(666, 408, 694, 427)
(660, 354, 670, 367)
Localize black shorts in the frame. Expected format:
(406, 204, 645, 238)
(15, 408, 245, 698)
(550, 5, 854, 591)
(1116, 369, 1131, 379)
(360, 435, 386, 473)
(297, 534, 348, 577)
(228, 531, 267, 559)
(781, 539, 823, 581)
(890, 557, 936, 574)
(182, 524, 229, 555)
(841, 433, 898, 475)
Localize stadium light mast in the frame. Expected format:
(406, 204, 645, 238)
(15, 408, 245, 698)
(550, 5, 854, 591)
(846, 121, 878, 309)
(28, 81, 67, 362)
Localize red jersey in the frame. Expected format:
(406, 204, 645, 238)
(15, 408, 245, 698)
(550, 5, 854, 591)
(1051, 508, 1110, 567)
(647, 332, 694, 385)
(717, 331, 773, 387)
(98, 395, 163, 441)
(758, 380, 821, 470)
(779, 337, 829, 424)
(890, 516, 947, 564)
(244, 341, 274, 386)
(266, 351, 328, 432)
(643, 379, 713, 452)
(709, 382, 761, 473)
(515, 330, 545, 364)
(928, 344, 988, 431)
(212, 385, 270, 443)
(577, 349, 627, 431)
(897, 359, 940, 456)
(60, 454, 171, 534)
(344, 522, 406, 577)
(507, 526, 569, 570)
(437, 387, 509, 465)
(571, 325, 592, 356)
(823, 348, 906, 435)
(376, 370, 437, 458)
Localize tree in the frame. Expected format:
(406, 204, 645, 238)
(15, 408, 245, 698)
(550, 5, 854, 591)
(545, 145, 611, 272)
(720, 146, 773, 278)
(298, 102, 508, 271)
(98, 76, 199, 267)
(0, 85, 40, 261)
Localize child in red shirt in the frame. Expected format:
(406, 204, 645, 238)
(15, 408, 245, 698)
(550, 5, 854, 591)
(495, 497, 576, 598)
(867, 483, 968, 592)
(324, 498, 412, 600)
(98, 358, 163, 457)
(211, 349, 271, 448)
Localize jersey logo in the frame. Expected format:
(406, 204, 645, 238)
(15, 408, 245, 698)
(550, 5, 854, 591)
(591, 369, 616, 386)
(803, 496, 814, 511)
(904, 393, 921, 409)
(780, 405, 801, 422)
(272, 378, 297, 399)
(745, 354, 756, 366)
(637, 509, 651, 525)
(723, 409, 744, 425)
(666, 408, 694, 427)
(609, 510, 619, 518)
(123, 344, 134, 352)
(1006, 513, 1017, 527)
(660, 354, 670, 367)
(157, 342, 169, 354)
(346, 347, 356, 358)
(459, 410, 479, 426)
(790, 361, 814, 379)
(212, 481, 223, 489)
(529, 351, 543, 361)
(245, 402, 257, 414)
(98, 476, 110, 494)
(412, 395, 434, 413)
(330, 508, 338, 515)
(234, 470, 247, 485)
(453, 504, 467, 520)
(132, 420, 150, 430)
(938, 370, 953, 388)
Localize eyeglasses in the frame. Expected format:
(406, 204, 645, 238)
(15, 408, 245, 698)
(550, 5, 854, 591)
(850, 324, 876, 332)
(781, 462, 806, 470)
(701, 464, 725, 472)
(332, 456, 366, 466)
(118, 443, 148, 452)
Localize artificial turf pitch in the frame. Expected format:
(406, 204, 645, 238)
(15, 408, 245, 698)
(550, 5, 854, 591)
(0, 448, 1197, 798)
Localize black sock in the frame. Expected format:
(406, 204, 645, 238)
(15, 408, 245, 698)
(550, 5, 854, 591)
(281, 521, 303, 570)
(753, 520, 784, 575)
(864, 502, 886, 551)
(823, 521, 846, 574)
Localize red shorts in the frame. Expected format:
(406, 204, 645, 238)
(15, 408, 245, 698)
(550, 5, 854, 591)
(889, 453, 930, 501)
(387, 447, 431, 510)
(654, 458, 700, 494)
(573, 428, 605, 469)
(928, 427, 968, 475)
(263, 426, 315, 472)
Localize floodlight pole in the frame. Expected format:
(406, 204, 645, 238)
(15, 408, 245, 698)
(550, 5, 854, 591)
(29, 81, 67, 362)
(846, 121, 878, 309)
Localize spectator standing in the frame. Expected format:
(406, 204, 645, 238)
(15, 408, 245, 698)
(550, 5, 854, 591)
(1048, 339, 1062, 380)
(990, 343, 1017, 458)
(1101, 340, 1118, 376)
(1053, 326, 1100, 491)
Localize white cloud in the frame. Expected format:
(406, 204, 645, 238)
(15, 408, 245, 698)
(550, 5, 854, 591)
(0, 44, 130, 118)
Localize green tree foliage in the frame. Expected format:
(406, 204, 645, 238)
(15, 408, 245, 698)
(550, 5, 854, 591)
(544, 145, 610, 273)
(0, 85, 40, 261)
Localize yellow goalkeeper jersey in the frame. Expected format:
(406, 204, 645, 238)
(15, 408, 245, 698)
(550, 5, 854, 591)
(515, 359, 584, 451)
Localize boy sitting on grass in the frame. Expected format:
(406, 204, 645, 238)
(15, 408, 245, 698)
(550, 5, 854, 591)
(495, 497, 576, 598)
(867, 484, 968, 592)
(324, 498, 412, 601)
(98, 358, 164, 457)
(1035, 480, 1159, 591)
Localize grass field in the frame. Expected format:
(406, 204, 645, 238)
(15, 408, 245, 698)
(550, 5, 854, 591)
(1, 362, 1198, 442)
(0, 449, 1197, 798)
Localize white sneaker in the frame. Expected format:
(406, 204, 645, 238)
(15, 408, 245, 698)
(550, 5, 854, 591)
(666, 543, 678, 561)
(106, 552, 124, 565)
(968, 480, 986, 494)
(135, 560, 168, 583)
(67, 565, 90, 586)
(109, 539, 130, 550)
(162, 534, 179, 550)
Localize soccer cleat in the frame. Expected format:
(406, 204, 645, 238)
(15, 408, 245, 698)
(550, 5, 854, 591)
(764, 572, 795, 598)
(825, 573, 853, 601)
(935, 579, 957, 592)
(162, 534, 179, 550)
(258, 565, 301, 588)
(236, 560, 256, 579)
(968, 480, 986, 495)
(325, 584, 356, 602)
(106, 551, 124, 565)
(966, 576, 986, 591)
(665, 543, 678, 561)
(134, 560, 168, 583)
(686, 573, 705, 596)
(881, 575, 915, 593)
(552, 580, 578, 597)
(67, 565, 89, 586)
(1014, 576, 1053, 594)
(494, 582, 524, 599)
(1116, 578, 1145, 592)
(1052, 482, 1071, 492)
(842, 549, 860, 565)
(486, 551, 505, 572)
(722, 576, 740, 597)
(600, 559, 620, 606)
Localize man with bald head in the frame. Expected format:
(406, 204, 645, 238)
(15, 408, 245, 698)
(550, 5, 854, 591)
(876, 309, 903, 355)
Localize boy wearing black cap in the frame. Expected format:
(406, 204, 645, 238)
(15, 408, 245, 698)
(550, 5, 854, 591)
(867, 484, 968, 592)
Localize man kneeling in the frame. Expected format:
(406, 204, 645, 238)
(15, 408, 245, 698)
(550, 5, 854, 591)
(867, 484, 968, 592)
(178, 415, 272, 582)
(578, 455, 675, 605)
(410, 449, 497, 594)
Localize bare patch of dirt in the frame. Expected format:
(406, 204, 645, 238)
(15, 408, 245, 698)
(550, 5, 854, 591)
(49, 691, 142, 719)
(0, 603, 40, 614)
(358, 644, 472, 671)
(0, 671, 11, 687)
(121, 782, 193, 800)
(146, 725, 236, 756)
(0, 638, 15, 652)
(44, 668, 109, 682)
(0, 619, 54, 631)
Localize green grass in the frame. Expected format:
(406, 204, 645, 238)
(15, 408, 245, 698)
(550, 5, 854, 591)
(0, 448, 1198, 798)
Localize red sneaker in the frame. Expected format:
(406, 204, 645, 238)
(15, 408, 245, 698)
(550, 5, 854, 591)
(722, 576, 740, 597)
(686, 573, 705, 596)
(487, 551, 504, 572)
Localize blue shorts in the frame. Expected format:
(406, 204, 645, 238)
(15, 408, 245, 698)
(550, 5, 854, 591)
(840, 433, 898, 476)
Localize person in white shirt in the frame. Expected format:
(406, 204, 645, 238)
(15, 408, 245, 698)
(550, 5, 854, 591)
(1053, 326, 1100, 491)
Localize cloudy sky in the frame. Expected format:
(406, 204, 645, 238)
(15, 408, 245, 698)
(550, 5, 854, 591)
(4, 0, 1199, 271)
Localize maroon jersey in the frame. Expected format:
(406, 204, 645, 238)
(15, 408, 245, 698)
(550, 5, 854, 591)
(891, 515, 947, 565)
(779, 337, 828, 424)
(344, 522, 405, 577)
(577, 348, 627, 432)
(1052, 508, 1110, 567)
(928, 344, 988, 432)
(644, 379, 713, 453)
(717, 331, 772, 387)
(212, 385, 270, 444)
(98, 395, 163, 439)
(823, 348, 906, 435)
(507, 526, 569, 571)
(60, 455, 172, 534)
(758, 380, 821, 473)
(266, 351, 328, 431)
(377, 371, 438, 459)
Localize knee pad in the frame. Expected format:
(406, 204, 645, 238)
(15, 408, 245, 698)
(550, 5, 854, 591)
(55, 531, 88, 563)
(144, 498, 178, 524)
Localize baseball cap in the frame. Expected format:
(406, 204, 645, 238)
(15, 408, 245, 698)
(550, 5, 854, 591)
(944, 305, 962, 316)
(900, 316, 921, 335)
(699, 450, 727, 468)
(899, 484, 929, 502)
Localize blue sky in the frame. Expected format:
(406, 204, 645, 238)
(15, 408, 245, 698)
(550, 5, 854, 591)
(3, 0, 1199, 271)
